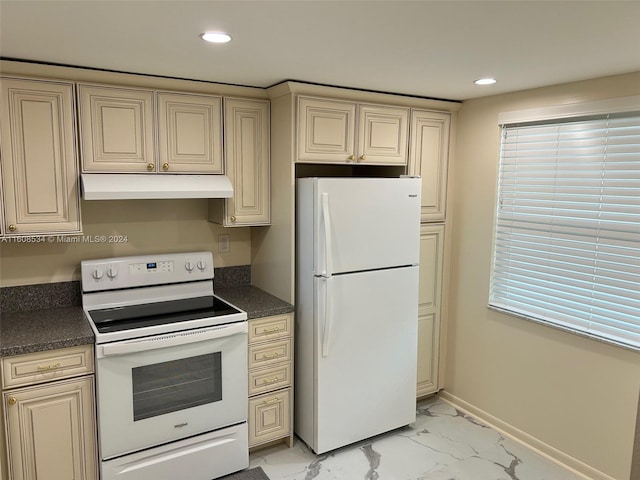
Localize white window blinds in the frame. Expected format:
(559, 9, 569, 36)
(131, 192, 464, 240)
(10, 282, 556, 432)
(490, 111, 640, 350)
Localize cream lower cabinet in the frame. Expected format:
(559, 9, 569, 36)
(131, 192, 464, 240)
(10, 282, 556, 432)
(1, 345, 97, 480)
(209, 98, 270, 226)
(408, 110, 451, 223)
(416, 224, 445, 397)
(78, 83, 223, 173)
(247, 313, 293, 449)
(297, 96, 409, 165)
(1, 391, 5, 480)
(0, 76, 81, 235)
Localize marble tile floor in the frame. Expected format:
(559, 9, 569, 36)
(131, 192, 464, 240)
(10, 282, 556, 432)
(249, 396, 582, 480)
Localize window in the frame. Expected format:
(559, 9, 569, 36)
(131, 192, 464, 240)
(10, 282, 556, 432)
(490, 102, 640, 351)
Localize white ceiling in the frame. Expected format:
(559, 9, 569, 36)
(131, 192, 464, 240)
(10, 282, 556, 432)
(1, 0, 639, 101)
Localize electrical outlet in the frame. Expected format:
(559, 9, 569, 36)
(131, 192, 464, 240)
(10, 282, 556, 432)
(218, 234, 230, 253)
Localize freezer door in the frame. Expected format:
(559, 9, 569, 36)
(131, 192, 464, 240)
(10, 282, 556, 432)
(305, 177, 421, 276)
(313, 266, 419, 453)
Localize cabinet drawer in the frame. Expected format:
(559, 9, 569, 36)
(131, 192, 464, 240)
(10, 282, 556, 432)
(248, 338, 292, 369)
(248, 314, 292, 344)
(248, 388, 291, 447)
(248, 363, 292, 396)
(2, 345, 94, 389)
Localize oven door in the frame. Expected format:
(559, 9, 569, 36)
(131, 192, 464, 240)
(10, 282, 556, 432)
(95, 322, 247, 460)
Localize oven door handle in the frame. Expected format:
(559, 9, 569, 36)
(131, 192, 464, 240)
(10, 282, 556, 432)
(96, 322, 248, 358)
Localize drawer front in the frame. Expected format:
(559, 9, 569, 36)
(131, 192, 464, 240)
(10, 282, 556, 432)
(248, 363, 292, 397)
(248, 314, 293, 344)
(2, 345, 94, 389)
(248, 338, 292, 369)
(249, 388, 291, 447)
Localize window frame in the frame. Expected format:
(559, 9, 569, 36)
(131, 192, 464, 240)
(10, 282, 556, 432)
(490, 96, 640, 352)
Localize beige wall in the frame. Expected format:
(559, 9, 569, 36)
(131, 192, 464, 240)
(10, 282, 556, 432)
(447, 72, 640, 480)
(0, 199, 251, 287)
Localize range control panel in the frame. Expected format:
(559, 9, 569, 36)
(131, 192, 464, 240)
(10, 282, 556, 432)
(81, 251, 214, 292)
(129, 260, 174, 274)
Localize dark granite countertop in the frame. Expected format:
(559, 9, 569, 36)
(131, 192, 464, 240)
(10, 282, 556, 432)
(216, 286, 294, 320)
(0, 306, 93, 357)
(0, 281, 293, 358)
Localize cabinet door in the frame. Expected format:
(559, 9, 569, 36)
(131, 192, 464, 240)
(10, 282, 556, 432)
(0, 391, 6, 480)
(0, 77, 81, 235)
(417, 224, 444, 397)
(357, 104, 409, 165)
(78, 84, 155, 172)
(297, 97, 356, 163)
(157, 92, 223, 173)
(220, 98, 270, 225)
(248, 388, 291, 447)
(4, 377, 98, 480)
(409, 110, 450, 222)
(0, 162, 5, 237)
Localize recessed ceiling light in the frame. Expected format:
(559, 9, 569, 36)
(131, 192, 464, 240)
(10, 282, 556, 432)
(474, 78, 497, 85)
(200, 32, 232, 44)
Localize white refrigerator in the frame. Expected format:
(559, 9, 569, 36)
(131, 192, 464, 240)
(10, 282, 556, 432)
(295, 176, 421, 454)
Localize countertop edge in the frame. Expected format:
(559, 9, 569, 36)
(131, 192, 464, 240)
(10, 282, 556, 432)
(1, 285, 294, 358)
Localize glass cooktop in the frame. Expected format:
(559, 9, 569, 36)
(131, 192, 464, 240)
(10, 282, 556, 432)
(88, 296, 242, 334)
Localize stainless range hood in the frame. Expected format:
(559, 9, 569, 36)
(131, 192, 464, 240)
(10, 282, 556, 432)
(81, 174, 233, 200)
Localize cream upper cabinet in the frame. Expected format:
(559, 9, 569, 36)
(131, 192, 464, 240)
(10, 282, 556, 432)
(357, 103, 409, 165)
(297, 96, 408, 165)
(416, 223, 444, 398)
(209, 98, 270, 226)
(78, 83, 155, 172)
(157, 91, 223, 173)
(408, 110, 451, 222)
(0, 77, 81, 235)
(297, 97, 356, 163)
(78, 83, 223, 174)
(0, 165, 5, 237)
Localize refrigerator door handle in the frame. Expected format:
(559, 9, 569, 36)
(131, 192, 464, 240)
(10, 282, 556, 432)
(321, 192, 333, 277)
(321, 276, 332, 357)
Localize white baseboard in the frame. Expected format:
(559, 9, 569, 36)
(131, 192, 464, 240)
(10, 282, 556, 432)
(437, 390, 616, 480)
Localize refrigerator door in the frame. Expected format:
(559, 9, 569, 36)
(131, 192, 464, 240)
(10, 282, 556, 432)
(300, 177, 421, 276)
(313, 265, 419, 453)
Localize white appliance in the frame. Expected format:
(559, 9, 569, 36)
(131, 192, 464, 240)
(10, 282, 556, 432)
(81, 173, 234, 200)
(81, 251, 248, 480)
(295, 177, 421, 454)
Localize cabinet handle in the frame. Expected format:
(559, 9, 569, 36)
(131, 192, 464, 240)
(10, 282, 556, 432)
(37, 362, 61, 372)
(8, 224, 16, 232)
(262, 397, 280, 405)
(147, 163, 155, 171)
(162, 163, 169, 171)
(230, 216, 236, 223)
(261, 327, 280, 334)
(359, 154, 366, 161)
(262, 376, 282, 385)
(7, 397, 16, 406)
(262, 352, 282, 360)
(347, 154, 355, 161)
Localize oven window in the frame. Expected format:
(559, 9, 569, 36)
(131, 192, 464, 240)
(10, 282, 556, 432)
(131, 353, 222, 421)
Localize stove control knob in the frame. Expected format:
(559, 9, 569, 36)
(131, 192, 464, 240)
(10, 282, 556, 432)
(185, 261, 194, 272)
(197, 260, 207, 271)
(107, 267, 118, 279)
(92, 268, 104, 280)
